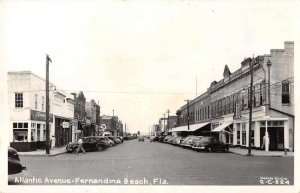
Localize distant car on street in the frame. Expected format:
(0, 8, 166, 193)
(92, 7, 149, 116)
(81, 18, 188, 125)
(66, 136, 107, 153)
(8, 147, 26, 175)
(138, 136, 144, 142)
(192, 136, 229, 152)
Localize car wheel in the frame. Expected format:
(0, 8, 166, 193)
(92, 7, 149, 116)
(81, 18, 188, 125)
(206, 147, 212, 152)
(72, 148, 77, 153)
(97, 145, 103, 151)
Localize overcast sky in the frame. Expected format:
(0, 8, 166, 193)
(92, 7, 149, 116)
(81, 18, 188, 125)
(1, 1, 298, 134)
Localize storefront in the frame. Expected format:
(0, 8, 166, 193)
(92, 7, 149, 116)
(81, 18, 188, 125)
(54, 116, 72, 147)
(11, 110, 54, 151)
(233, 118, 290, 151)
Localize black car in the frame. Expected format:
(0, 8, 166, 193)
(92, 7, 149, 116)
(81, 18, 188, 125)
(192, 137, 229, 152)
(66, 136, 107, 153)
(8, 147, 26, 175)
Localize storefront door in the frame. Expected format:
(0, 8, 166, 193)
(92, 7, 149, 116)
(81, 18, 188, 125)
(260, 127, 284, 151)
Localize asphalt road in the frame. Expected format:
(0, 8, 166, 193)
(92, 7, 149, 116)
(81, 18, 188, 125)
(9, 139, 294, 185)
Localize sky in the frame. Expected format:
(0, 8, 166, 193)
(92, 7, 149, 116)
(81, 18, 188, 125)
(1, 0, 298, 134)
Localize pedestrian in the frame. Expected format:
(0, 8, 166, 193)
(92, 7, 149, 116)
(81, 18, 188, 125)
(75, 138, 86, 154)
(51, 135, 56, 149)
(261, 134, 269, 150)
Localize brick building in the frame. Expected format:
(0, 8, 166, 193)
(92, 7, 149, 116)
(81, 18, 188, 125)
(174, 41, 294, 151)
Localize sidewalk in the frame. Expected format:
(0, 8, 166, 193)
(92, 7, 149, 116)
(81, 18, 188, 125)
(229, 147, 294, 157)
(18, 146, 67, 157)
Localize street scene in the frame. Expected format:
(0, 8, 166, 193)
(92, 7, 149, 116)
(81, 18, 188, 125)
(1, 1, 298, 193)
(9, 139, 294, 185)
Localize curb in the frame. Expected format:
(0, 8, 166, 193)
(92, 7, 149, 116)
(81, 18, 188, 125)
(228, 150, 293, 157)
(19, 151, 66, 157)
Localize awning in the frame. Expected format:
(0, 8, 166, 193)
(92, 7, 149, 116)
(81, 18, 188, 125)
(211, 122, 232, 133)
(189, 122, 210, 131)
(170, 122, 210, 132)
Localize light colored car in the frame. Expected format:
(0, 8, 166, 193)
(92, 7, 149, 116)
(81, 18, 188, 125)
(138, 136, 144, 141)
(172, 137, 183, 145)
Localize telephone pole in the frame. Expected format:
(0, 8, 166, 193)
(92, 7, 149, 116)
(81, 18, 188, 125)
(46, 54, 52, 154)
(247, 57, 254, 156)
(184, 100, 190, 130)
(167, 109, 170, 131)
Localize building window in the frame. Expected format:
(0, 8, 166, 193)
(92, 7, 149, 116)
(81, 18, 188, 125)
(15, 93, 23, 108)
(208, 106, 210, 118)
(42, 96, 45, 111)
(35, 94, 38, 109)
(282, 82, 290, 104)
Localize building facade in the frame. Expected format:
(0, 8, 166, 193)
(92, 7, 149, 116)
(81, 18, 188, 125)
(174, 41, 294, 151)
(100, 116, 122, 136)
(71, 91, 86, 141)
(85, 100, 99, 137)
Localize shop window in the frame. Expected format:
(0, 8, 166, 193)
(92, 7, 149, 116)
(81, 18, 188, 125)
(13, 131, 28, 142)
(236, 124, 240, 145)
(242, 123, 246, 145)
(37, 124, 41, 141)
(15, 93, 23, 108)
(282, 82, 290, 104)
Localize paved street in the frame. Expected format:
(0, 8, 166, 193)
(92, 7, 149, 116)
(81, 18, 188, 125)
(9, 139, 293, 185)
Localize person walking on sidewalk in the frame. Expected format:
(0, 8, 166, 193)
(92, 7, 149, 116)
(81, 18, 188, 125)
(75, 138, 86, 154)
(51, 135, 56, 149)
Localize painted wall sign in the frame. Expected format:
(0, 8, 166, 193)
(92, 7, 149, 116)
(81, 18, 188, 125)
(30, 110, 53, 122)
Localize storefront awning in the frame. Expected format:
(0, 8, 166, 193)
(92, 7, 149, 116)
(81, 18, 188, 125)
(170, 122, 210, 132)
(211, 122, 232, 133)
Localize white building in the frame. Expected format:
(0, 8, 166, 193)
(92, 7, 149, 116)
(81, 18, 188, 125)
(8, 71, 74, 150)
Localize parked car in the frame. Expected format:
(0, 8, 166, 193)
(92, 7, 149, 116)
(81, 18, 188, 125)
(66, 136, 107, 153)
(90, 136, 111, 149)
(172, 136, 183, 146)
(180, 135, 195, 147)
(167, 136, 176, 144)
(192, 136, 229, 152)
(138, 136, 144, 141)
(150, 136, 159, 142)
(117, 136, 123, 142)
(163, 135, 172, 143)
(190, 136, 204, 148)
(8, 147, 26, 175)
(106, 136, 120, 145)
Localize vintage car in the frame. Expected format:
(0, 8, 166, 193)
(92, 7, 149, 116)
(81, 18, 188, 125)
(65, 136, 108, 153)
(8, 147, 26, 175)
(192, 136, 229, 152)
(138, 136, 145, 142)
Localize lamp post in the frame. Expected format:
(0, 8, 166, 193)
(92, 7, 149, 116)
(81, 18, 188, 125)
(247, 57, 254, 156)
(184, 100, 190, 130)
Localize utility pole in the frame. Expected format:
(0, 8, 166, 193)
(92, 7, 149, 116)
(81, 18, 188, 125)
(163, 113, 166, 132)
(184, 100, 190, 130)
(196, 75, 198, 97)
(46, 54, 52, 154)
(125, 123, 126, 137)
(247, 57, 254, 156)
(113, 109, 114, 116)
(167, 109, 170, 131)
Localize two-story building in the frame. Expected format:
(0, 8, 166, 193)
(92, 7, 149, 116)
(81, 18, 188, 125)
(173, 41, 294, 151)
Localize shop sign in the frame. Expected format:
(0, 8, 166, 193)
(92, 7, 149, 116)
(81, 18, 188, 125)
(100, 124, 106, 130)
(30, 110, 53, 122)
(76, 130, 81, 133)
(62, 122, 70, 128)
